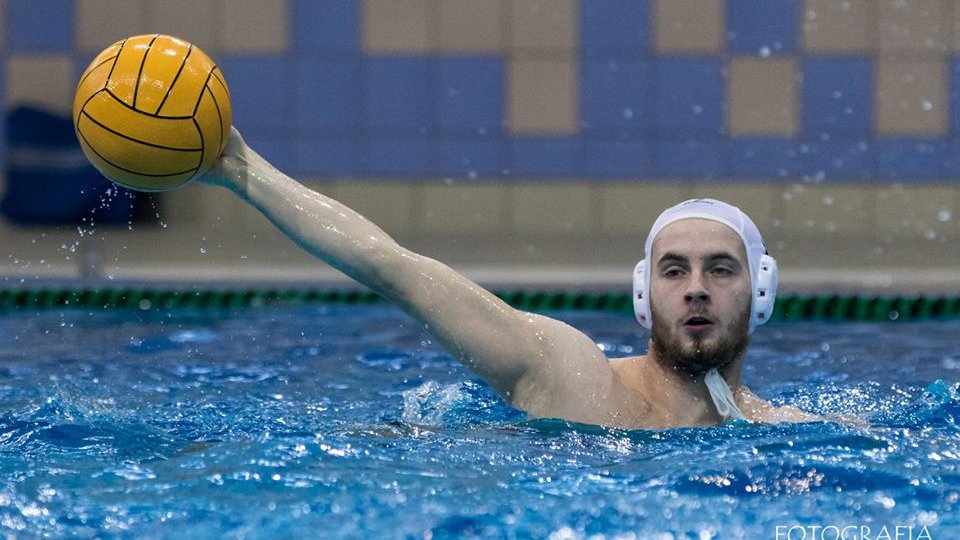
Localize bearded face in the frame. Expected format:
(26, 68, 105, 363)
(645, 218, 755, 376)
(650, 300, 750, 375)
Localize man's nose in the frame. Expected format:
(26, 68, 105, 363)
(684, 273, 710, 304)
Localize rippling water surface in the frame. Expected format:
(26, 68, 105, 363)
(0, 305, 957, 539)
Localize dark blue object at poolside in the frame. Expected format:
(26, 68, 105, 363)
(1, 106, 142, 225)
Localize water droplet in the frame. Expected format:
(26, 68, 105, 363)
(922, 101, 933, 111)
(924, 229, 937, 240)
(199, 248, 207, 254)
(937, 209, 951, 222)
(622, 108, 634, 119)
(759, 46, 771, 57)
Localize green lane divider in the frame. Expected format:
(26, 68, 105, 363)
(1, 288, 959, 322)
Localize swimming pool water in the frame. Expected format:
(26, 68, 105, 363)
(0, 304, 957, 539)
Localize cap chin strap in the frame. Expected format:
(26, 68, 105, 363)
(632, 254, 778, 334)
(704, 368, 746, 421)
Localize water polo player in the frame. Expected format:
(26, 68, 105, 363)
(199, 128, 818, 428)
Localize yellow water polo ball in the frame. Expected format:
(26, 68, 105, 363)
(73, 34, 232, 192)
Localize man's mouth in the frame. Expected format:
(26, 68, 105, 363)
(683, 316, 714, 332)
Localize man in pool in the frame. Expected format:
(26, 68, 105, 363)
(200, 129, 817, 429)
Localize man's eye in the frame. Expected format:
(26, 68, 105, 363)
(663, 268, 684, 278)
(711, 267, 733, 276)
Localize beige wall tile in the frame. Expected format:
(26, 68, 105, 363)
(876, 184, 959, 241)
(6, 55, 74, 115)
(654, 0, 725, 54)
(690, 184, 782, 233)
(509, 57, 578, 134)
(877, 0, 947, 53)
(144, 0, 221, 53)
(953, 0, 960, 51)
(727, 58, 798, 137)
(363, 0, 430, 54)
(875, 59, 947, 136)
(780, 184, 875, 237)
(511, 183, 594, 233)
(221, 0, 289, 54)
(438, 0, 504, 53)
(421, 182, 507, 234)
(162, 182, 255, 231)
(510, 0, 578, 53)
(803, 0, 870, 53)
(599, 183, 694, 235)
(77, 0, 151, 52)
(331, 181, 416, 235)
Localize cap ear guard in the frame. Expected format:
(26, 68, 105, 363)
(751, 254, 778, 330)
(633, 260, 651, 329)
(632, 254, 779, 333)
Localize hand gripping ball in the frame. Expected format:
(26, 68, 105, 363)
(73, 34, 232, 192)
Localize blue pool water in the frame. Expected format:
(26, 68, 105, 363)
(0, 304, 958, 539)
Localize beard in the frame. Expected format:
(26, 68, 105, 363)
(650, 303, 751, 376)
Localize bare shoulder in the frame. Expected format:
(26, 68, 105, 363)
(738, 387, 821, 424)
(511, 314, 647, 426)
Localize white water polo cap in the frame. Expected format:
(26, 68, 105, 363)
(632, 198, 778, 334)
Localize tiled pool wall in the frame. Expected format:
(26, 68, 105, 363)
(2, 1, 959, 282)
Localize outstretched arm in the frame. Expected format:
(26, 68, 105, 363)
(199, 129, 623, 420)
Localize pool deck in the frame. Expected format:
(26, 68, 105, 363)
(3, 221, 959, 295)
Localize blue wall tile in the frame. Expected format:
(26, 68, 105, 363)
(800, 139, 874, 181)
(656, 139, 724, 179)
(803, 58, 872, 136)
(581, 60, 653, 135)
(583, 140, 652, 178)
(364, 58, 433, 133)
(509, 138, 580, 177)
(435, 140, 502, 178)
(294, 138, 358, 177)
(218, 57, 291, 134)
(294, 59, 358, 133)
(875, 139, 960, 180)
(243, 134, 295, 172)
(727, 0, 798, 55)
(656, 58, 725, 135)
(292, 0, 359, 55)
(581, 0, 650, 57)
(437, 57, 504, 133)
(363, 139, 432, 176)
(949, 58, 960, 137)
(7, 0, 74, 52)
(727, 139, 800, 179)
